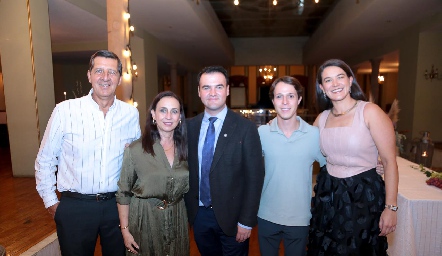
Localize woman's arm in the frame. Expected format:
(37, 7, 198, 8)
(116, 147, 139, 253)
(117, 203, 139, 253)
(364, 103, 398, 236)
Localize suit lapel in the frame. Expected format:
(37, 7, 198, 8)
(211, 110, 237, 171)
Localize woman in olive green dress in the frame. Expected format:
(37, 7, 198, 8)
(116, 91, 189, 255)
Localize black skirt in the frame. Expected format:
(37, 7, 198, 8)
(308, 166, 388, 256)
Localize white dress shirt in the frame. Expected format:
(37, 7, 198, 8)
(35, 90, 141, 208)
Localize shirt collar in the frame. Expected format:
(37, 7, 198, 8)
(87, 89, 117, 111)
(270, 116, 308, 134)
(204, 106, 228, 122)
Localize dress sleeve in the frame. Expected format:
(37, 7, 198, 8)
(116, 147, 137, 205)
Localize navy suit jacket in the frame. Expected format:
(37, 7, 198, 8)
(184, 109, 265, 236)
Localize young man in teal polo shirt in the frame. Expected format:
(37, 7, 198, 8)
(257, 76, 325, 256)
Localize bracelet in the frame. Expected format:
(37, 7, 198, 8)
(385, 204, 398, 212)
(119, 224, 129, 230)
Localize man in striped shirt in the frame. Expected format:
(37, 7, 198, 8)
(35, 50, 141, 256)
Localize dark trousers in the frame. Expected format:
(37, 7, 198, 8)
(54, 195, 125, 256)
(258, 217, 308, 256)
(193, 206, 249, 256)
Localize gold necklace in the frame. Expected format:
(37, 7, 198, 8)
(331, 101, 359, 117)
(163, 144, 174, 151)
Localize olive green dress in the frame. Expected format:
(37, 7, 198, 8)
(116, 139, 189, 256)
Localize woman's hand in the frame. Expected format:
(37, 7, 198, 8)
(376, 156, 384, 175)
(122, 229, 139, 254)
(379, 208, 397, 236)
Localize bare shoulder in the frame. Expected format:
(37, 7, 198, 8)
(363, 102, 387, 118)
(362, 102, 391, 128)
(313, 112, 323, 127)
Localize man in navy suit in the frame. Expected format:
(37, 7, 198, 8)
(184, 66, 265, 256)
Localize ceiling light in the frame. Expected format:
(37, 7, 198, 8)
(378, 75, 384, 82)
(234, 0, 239, 5)
(259, 65, 276, 82)
(123, 48, 131, 57)
(273, 0, 277, 5)
(298, 0, 304, 15)
(124, 71, 131, 80)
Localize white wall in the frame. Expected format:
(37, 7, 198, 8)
(413, 32, 442, 141)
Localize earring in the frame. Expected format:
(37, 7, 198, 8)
(179, 120, 182, 126)
(153, 119, 157, 125)
(323, 91, 327, 99)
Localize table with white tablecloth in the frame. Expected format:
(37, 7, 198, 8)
(387, 157, 442, 256)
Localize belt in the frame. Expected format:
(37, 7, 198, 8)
(141, 196, 183, 210)
(62, 191, 116, 201)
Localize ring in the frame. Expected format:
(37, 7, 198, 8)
(127, 249, 131, 252)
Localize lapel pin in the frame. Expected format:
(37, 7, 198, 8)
(224, 134, 227, 137)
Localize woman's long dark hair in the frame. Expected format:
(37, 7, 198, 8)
(142, 91, 188, 161)
(316, 59, 367, 112)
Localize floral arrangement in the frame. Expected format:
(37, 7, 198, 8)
(387, 99, 407, 154)
(410, 164, 442, 189)
(410, 164, 433, 177)
(395, 131, 406, 154)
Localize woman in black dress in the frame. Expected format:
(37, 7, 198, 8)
(308, 59, 399, 256)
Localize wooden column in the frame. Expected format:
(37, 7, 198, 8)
(370, 58, 382, 104)
(107, 0, 132, 103)
(0, 0, 55, 176)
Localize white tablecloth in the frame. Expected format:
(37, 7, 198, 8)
(387, 157, 442, 256)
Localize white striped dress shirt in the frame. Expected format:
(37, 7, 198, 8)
(35, 90, 141, 208)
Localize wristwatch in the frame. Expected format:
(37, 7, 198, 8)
(385, 204, 398, 212)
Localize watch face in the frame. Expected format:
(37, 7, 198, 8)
(386, 205, 398, 211)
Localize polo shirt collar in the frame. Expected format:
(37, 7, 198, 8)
(270, 116, 308, 135)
